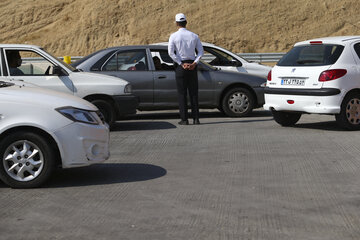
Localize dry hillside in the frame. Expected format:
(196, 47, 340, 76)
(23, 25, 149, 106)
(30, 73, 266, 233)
(0, 0, 359, 56)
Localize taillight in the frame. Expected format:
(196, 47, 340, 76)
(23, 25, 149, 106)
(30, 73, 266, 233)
(319, 69, 347, 82)
(267, 70, 272, 81)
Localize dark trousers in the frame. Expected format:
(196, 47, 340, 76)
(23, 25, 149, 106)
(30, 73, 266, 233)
(175, 60, 199, 121)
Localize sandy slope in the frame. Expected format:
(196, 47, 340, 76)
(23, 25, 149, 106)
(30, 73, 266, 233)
(0, 0, 359, 56)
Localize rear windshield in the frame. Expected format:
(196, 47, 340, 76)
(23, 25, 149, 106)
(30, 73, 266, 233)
(277, 44, 344, 66)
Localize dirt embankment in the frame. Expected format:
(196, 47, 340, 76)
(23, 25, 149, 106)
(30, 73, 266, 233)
(0, 0, 359, 56)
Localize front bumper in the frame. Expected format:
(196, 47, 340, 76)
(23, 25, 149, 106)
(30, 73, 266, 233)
(112, 94, 139, 117)
(264, 87, 343, 114)
(53, 122, 110, 168)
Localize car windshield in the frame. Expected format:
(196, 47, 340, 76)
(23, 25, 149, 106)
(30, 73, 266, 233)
(40, 48, 78, 72)
(277, 44, 344, 66)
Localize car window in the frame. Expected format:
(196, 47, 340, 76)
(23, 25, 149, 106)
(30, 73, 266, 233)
(277, 44, 344, 66)
(102, 50, 148, 71)
(5, 49, 58, 76)
(353, 43, 360, 60)
(150, 50, 174, 71)
(203, 47, 241, 67)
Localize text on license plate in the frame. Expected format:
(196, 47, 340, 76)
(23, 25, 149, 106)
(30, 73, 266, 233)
(281, 78, 305, 86)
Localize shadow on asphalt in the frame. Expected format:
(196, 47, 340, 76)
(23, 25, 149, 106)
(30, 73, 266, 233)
(111, 121, 176, 131)
(294, 121, 347, 132)
(113, 110, 273, 130)
(122, 110, 272, 120)
(0, 163, 167, 189)
(43, 163, 167, 188)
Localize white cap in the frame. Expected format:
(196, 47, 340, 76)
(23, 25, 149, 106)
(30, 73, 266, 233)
(175, 13, 186, 22)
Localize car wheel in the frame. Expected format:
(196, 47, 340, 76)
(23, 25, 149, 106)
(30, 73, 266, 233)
(272, 110, 301, 126)
(335, 92, 360, 130)
(221, 87, 254, 117)
(0, 131, 56, 188)
(91, 99, 115, 126)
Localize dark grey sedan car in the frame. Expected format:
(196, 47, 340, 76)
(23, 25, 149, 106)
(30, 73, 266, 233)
(72, 45, 266, 117)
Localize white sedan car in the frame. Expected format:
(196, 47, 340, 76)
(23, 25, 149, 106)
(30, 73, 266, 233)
(264, 36, 360, 130)
(154, 42, 271, 78)
(200, 42, 271, 78)
(0, 80, 110, 188)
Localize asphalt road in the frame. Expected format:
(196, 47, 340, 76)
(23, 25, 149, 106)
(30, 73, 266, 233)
(1, 109, 360, 240)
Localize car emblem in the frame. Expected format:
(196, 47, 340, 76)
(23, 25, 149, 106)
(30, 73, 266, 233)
(291, 68, 296, 73)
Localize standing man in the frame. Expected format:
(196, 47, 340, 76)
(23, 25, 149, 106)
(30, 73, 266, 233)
(168, 13, 204, 125)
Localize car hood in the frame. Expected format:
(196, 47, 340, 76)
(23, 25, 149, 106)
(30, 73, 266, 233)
(0, 84, 97, 111)
(0, 78, 38, 87)
(70, 71, 130, 96)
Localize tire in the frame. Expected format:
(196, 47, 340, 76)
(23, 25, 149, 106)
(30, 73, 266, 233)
(91, 99, 115, 126)
(221, 87, 255, 117)
(0, 131, 56, 188)
(335, 92, 360, 130)
(272, 110, 301, 126)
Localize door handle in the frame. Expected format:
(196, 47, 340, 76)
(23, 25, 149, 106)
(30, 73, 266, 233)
(158, 75, 166, 79)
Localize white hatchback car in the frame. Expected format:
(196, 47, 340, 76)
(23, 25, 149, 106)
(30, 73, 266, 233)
(0, 80, 110, 188)
(264, 36, 360, 130)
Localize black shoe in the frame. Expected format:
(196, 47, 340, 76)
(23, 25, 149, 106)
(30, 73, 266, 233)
(193, 119, 200, 125)
(178, 120, 189, 125)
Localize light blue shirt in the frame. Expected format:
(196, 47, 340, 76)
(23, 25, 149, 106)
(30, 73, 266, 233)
(168, 28, 204, 65)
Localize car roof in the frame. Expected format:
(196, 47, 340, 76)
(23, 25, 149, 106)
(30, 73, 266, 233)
(0, 44, 41, 49)
(294, 36, 360, 46)
(99, 45, 169, 52)
(152, 42, 216, 47)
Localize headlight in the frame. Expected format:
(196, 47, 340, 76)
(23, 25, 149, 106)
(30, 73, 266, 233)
(124, 84, 132, 93)
(56, 107, 102, 125)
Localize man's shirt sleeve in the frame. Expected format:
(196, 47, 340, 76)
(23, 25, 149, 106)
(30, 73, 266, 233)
(194, 36, 204, 64)
(168, 35, 182, 65)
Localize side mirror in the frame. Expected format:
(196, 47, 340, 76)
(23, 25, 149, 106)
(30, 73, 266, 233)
(53, 66, 68, 76)
(231, 60, 242, 67)
(197, 64, 207, 71)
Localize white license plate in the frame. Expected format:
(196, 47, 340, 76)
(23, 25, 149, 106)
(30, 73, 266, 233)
(281, 78, 305, 86)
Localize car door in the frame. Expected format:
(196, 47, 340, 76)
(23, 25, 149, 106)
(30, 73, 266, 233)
(203, 46, 247, 73)
(100, 48, 154, 107)
(150, 49, 215, 107)
(2, 48, 74, 94)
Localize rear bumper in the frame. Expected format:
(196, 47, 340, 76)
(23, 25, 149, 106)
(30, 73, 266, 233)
(264, 87, 341, 96)
(264, 90, 343, 114)
(112, 94, 139, 117)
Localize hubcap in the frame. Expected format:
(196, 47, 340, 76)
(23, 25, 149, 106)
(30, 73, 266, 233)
(228, 92, 249, 114)
(346, 98, 360, 125)
(3, 140, 44, 182)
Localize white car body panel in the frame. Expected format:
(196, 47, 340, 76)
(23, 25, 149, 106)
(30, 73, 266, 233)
(264, 36, 360, 114)
(0, 45, 129, 98)
(0, 84, 110, 168)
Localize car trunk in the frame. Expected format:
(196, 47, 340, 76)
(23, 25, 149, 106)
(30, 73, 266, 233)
(271, 65, 331, 89)
(269, 43, 344, 89)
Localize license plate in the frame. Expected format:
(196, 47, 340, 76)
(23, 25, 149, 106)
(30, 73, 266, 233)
(281, 78, 305, 86)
